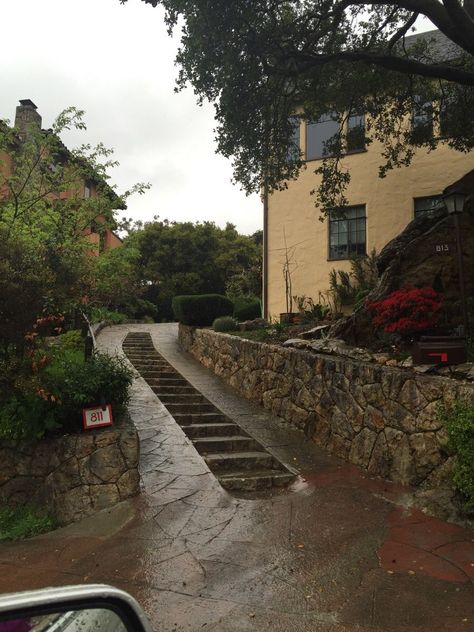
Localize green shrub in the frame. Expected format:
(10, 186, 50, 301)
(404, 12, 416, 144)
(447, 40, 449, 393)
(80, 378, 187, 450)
(0, 348, 134, 440)
(172, 294, 234, 326)
(90, 307, 128, 325)
(438, 399, 474, 510)
(43, 349, 134, 432)
(0, 505, 57, 540)
(213, 316, 239, 332)
(233, 297, 261, 321)
(131, 298, 158, 321)
(58, 329, 84, 352)
(293, 295, 330, 322)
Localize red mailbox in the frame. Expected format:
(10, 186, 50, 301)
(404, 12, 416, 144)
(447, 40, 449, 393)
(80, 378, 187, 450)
(412, 336, 467, 365)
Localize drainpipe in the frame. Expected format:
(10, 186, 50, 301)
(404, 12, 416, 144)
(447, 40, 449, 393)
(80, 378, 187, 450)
(263, 183, 269, 320)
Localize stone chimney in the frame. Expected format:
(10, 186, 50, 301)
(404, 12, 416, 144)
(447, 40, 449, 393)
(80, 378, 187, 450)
(14, 99, 42, 138)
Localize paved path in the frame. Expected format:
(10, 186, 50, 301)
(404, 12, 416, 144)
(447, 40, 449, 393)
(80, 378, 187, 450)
(0, 324, 473, 631)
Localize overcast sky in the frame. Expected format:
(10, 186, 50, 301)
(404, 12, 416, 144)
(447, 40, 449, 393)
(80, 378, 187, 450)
(0, 0, 262, 235)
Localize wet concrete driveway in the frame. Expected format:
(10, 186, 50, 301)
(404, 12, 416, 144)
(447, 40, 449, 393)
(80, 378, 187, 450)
(0, 324, 472, 631)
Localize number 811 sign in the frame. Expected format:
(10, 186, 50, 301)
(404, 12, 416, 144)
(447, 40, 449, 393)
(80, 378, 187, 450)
(82, 404, 113, 430)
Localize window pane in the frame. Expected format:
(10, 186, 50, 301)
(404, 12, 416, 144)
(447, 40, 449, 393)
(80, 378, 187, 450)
(412, 97, 433, 141)
(347, 113, 365, 152)
(287, 116, 300, 161)
(306, 113, 340, 160)
(439, 96, 456, 138)
(414, 195, 443, 218)
(329, 205, 366, 260)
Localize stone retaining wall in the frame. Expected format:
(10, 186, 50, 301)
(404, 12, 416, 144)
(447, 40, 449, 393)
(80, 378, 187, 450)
(179, 325, 474, 487)
(0, 417, 140, 525)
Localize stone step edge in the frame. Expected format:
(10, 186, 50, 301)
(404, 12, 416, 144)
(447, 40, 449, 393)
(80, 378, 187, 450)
(204, 451, 276, 462)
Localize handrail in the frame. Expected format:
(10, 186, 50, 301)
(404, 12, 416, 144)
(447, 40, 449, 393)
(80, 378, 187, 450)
(80, 310, 96, 358)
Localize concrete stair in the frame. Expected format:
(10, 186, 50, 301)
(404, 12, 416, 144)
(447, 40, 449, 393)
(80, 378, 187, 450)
(122, 332, 295, 492)
(193, 436, 260, 454)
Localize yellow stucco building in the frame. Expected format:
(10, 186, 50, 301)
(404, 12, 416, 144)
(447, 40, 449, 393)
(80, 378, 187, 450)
(264, 92, 474, 320)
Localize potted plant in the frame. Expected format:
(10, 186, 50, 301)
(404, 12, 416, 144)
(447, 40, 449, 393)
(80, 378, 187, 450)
(279, 230, 299, 324)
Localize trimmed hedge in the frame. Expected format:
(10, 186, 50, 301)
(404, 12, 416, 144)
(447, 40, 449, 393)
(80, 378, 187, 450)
(213, 316, 238, 332)
(172, 294, 234, 326)
(233, 297, 262, 321)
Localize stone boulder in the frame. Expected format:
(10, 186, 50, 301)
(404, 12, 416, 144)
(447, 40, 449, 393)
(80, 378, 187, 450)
(330, 204, 474, 347)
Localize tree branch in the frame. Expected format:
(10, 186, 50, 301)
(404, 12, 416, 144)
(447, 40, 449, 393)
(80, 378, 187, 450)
(345, 0, 474, 54)
(292, 50, 474, 85)
(387, 12, 419, 49)
(441, 0, 474, 51)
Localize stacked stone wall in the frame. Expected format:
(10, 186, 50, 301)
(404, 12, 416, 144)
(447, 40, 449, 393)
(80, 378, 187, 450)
(0, 418, 140, 525)
(179, 325, 474, 487)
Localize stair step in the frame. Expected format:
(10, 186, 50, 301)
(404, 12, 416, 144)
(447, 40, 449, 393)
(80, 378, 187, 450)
(165, 402, 217, 414)
(172, 412, 229, 425)
(218, 470, 295, 491)
(138, 370, 181, 379)
(181, 423, 244, 438)
(153, 393, 205, 404)
(124, 349, 160, 354)
(127, 357, 168, 365)
(151, 387, 198, 396)
(130, 360, 172, 367)
(204, 451, 277, 472)
(139, 375, 188, 384)
(122, 332, 296, 494)
(193, 436, 259, 454)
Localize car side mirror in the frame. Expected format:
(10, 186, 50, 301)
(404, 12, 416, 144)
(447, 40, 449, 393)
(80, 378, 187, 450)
(0, 584, 152, 632)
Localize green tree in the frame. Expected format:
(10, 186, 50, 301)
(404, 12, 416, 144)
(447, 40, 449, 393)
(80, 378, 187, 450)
(93, 242, 143, 310)
(123, 0, 474, 211)
(132, 219, 262, 320)
(0, 107, 149, 352)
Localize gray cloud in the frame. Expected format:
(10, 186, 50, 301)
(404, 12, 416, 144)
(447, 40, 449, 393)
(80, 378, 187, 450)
(0, 0, 261, 234)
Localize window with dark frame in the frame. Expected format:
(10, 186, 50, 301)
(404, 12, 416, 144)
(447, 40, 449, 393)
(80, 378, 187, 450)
(439, 95, 456, 138)
(412, 97, 433, 141)
(306, 113, 340, 160)
(414, 195, 444, 218)
(287, 116, 300, 161)
(346, 113, 365, 152)
(84, 181, 93, 199)
(329, 205, 367, 260)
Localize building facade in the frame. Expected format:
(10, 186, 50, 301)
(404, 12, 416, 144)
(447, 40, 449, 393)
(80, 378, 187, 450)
(1, 100, 123, 256)
(264, 39, 474, 319)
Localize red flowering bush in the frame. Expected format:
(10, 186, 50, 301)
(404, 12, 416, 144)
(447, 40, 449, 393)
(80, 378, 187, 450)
(367, 287, 442, 336)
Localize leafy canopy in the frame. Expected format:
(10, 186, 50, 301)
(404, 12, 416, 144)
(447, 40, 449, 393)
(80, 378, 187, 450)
(122, 0, 474, 211)
(0, 106, 150, 352)
(124, 219, 262, 320)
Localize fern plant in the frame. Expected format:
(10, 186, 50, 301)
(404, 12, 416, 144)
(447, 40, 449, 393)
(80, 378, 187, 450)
(328, 249, 379, 310)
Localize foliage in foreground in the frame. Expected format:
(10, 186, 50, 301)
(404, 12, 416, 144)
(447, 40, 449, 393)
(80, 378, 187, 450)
(327, 251, 379, 313)
(0, 505, 57, 541)
(367, 286, 442, 337)
(0, 105, 150, 356)
(124, 0, 474, 212)
(438, 400, 474, 511)
(0, 349, 134, 441)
